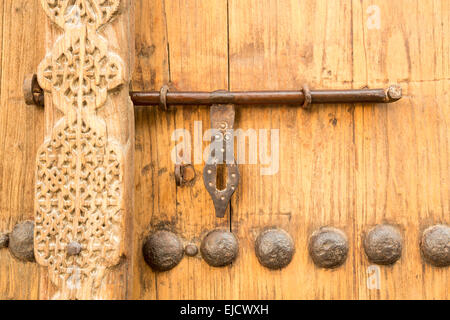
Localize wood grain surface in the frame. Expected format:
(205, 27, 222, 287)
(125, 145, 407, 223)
(0, 0, 448, 300)
(0, 0, 46, 300)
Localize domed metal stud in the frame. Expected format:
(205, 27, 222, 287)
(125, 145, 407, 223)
(255, 228, 295, 270)
(143, 230, 184, 272)
(201, 230, 238, 267)
(185, 243, 199, 257)
(8, 221, 35, 263)
(309, 227, 349, 269)
(421, 225, 450, 267)
(67, 241, 82, 256)
(364, 224, 403, 265)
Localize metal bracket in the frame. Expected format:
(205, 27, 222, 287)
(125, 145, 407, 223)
(23, 74, 44, 106)
(175, 163, 196, 187)
(203, 104, 240, 218)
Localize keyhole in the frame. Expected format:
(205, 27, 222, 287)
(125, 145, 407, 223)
(216, 164, 228, 191)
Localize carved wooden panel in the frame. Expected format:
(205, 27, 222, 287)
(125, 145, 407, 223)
(34, 0, 133, 299)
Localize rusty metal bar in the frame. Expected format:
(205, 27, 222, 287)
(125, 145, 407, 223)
(23, 75, 402, 108)
(131, 85, 402, 107)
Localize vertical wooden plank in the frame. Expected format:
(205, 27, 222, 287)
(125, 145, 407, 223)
(0, 0, 3, 89)
(0, 0, 45, 300)
(35, 0, 134, 299)
(353, 0, 449, 299)
(132, 0, 230, 300)
(159, 0, 230, 300)
(132, 0, 171, 300)
(229, 0, 357, 299)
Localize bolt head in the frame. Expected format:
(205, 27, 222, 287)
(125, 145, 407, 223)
(185, 244, 199, 257)
(364, 225, 403, 265)
(67, 241, 82, 256)
(387, 85, 402, 101)
(309, 227, 349, 269)
(143, 230, 184, 272)
(421, 225, 450, 267)
(201, 230, 238, 267)
(255, 228, 295, 270)
(9, 221, 35, 263)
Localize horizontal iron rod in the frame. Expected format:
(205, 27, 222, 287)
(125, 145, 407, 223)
(131, 85, 402, 106)
(23, 75, 402, 108)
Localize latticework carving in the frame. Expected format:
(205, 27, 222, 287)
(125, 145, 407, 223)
(37, 27, 124, 114)
(35, 0, 125, 298)
(41, 0, 121, 30)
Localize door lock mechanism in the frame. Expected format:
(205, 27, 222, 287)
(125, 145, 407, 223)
(203, 103, 240, 218)
(23, 77, 402, 218)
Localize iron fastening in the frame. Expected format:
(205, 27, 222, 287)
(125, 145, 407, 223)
(203, 103, 240, 218)
(24, 76, 402, 218)
(131, 85, 402, 107)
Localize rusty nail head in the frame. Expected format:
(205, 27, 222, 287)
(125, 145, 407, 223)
(67, 241, 82, 256)
(309, 227, 349, 269)
(364, 224, 403, 265)
(201, 230, 238, 267)
(255, 228, 295, 270)
(185, 243, 199, 257)
(143, 230, 184, 272)
(421, 225, 450, 267)
(8, 221, 35, 263)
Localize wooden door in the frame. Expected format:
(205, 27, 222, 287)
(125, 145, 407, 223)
(0, 0, 448, 300)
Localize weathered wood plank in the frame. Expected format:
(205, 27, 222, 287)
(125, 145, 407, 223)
(132, 0, 171, 300)
(353, 0, 449, 300)
(0, 0, 46, 300)
(166, 0, 231, 300)
(228, 0, 357, 300)
(132, 0, 231, 300)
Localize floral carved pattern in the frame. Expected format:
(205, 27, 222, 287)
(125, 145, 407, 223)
(35, 0, 125, 298)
